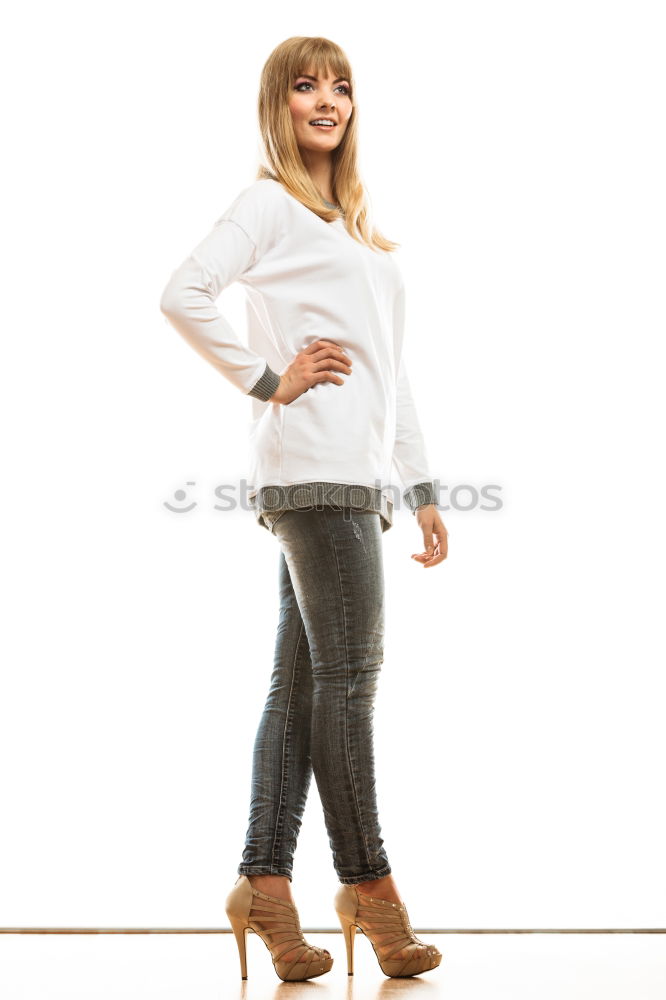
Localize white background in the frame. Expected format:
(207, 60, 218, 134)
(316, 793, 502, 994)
(1, 0, 665, 933)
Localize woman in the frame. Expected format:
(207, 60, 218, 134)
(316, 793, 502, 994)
(160, 36, 448, 983)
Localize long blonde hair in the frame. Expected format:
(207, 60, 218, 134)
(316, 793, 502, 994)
(254, 36, 399, 254)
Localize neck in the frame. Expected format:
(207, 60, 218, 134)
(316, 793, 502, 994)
(299, 147, 336, 205)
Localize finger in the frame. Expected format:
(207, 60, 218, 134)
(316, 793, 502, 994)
(312, 348, 352, 368)
(310, 357, 352, 374)
(424, 541, 446, 566)
(424, 553, 446, 567)
(433, 532, 448, 553)
(311, 371, 345, 387)
(412, 545, 446, 566)
(303, 339, 334, 353)
(304, 339, 343, 355)
(434, 524, 449, 552)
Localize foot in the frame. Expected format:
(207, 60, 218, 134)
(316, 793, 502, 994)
(246, 874, 294, 903)
(246, 875, 331, 966)
(352, 874, 433, 963)
(354, 873, 403, 904)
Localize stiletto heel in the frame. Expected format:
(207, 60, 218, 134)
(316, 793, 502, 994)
(334, 881, 442, 978)
(338, 911, 357, 975)
(225, 875, 333, 982)
(227, 914, 248, 979)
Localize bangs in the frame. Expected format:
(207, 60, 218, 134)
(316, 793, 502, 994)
(291, 40, 352, 94)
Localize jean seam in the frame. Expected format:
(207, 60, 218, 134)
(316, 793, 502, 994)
(270, 617, 305, 869)
(267, 509, 287, 533)
(327, 513, 372, 873)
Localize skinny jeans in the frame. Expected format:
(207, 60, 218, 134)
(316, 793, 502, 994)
(237, 506, 391, 885)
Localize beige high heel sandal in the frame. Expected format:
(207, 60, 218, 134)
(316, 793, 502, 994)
(334, 882, 442, 977)
(225, 875, 334, 982)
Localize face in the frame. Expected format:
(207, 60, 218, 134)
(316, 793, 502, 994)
(288, 66, 353, 154)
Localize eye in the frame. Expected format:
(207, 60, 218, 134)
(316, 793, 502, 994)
(294, 81, 351, 96)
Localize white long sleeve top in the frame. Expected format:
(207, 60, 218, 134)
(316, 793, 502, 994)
(159, 177, 436, 531)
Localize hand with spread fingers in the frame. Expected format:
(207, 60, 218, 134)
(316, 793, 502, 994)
(411, 504, 448, 568)
(270, 339, 353, 405)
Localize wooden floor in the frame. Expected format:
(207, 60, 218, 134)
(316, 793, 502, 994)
(1, 930, 664, 998)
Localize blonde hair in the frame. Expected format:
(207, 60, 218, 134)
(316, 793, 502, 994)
(254, 35, 399, 254)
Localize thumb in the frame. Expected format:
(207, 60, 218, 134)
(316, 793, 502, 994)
(424, 532, 434, 554)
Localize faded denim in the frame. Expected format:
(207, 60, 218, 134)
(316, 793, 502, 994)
(237, 506, 391, 885)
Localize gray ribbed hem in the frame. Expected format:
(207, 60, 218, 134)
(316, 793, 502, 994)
(404, 481, 437, 512)
(248, 481, 394, 534)
(247, 362, 281, 401)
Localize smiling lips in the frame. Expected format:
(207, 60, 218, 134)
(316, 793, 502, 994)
(310, 119, 337, 128)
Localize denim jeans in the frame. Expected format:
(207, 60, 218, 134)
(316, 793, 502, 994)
(237, 506, 391, 885)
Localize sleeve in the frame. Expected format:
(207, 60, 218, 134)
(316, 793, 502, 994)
(159, 181, 285, 401)
(392, 354, 438, 513)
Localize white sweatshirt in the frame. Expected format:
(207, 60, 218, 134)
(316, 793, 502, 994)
(159, 177, 436, 530)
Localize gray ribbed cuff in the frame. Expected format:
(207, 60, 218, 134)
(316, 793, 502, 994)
(404, 481, 437, 513)
(248, 362, 281, 401)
